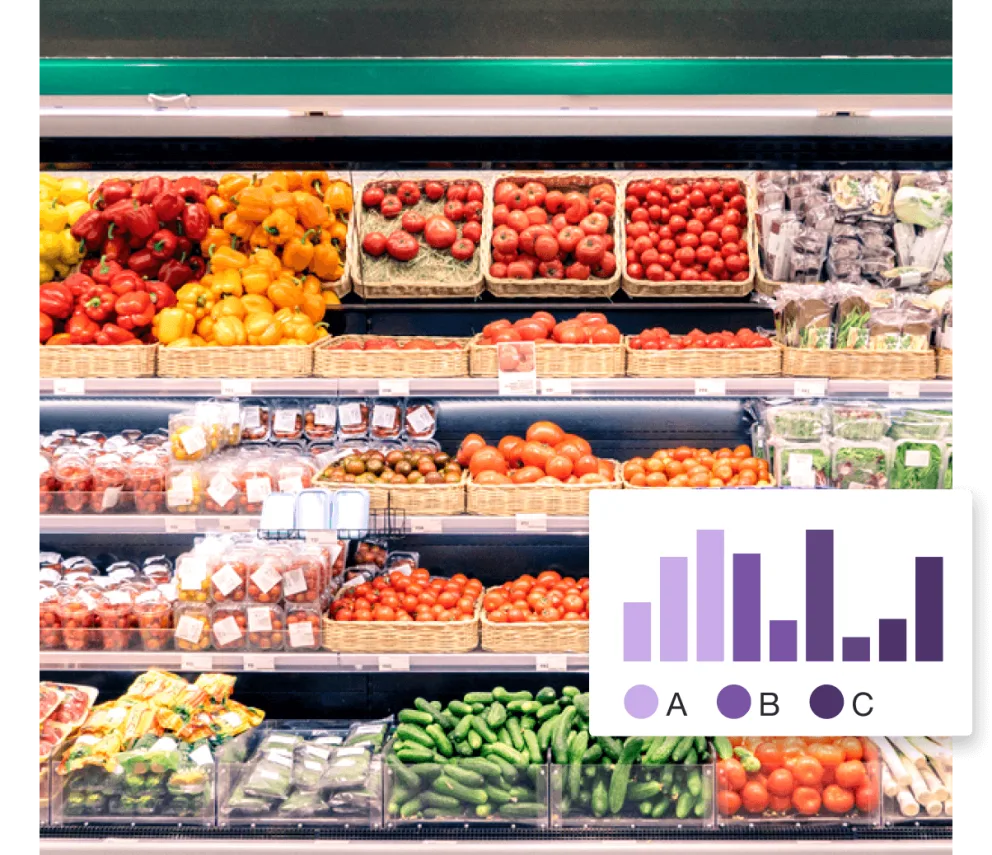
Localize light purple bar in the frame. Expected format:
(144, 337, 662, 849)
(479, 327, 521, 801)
(769, 620, 797, 661)
(659, 557, 688, 661)
(842, 637, 870, 662)
(696, 530, 724, 661)
(623, 602, 651, 662)
(806, 530, 834, 662)
(732, 554, 761, 661)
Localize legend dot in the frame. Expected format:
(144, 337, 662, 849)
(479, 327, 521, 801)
(624, 684, 658, 719)
(810, 684, 845, 719)
(716, 684, 751, 719)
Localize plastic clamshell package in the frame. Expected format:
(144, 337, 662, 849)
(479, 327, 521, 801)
(827, 402, 891, 441)
(830, 439, 892, 489)
(771, 439, 831, 488)
(294, 488, 333, 530)
(259, 492, 297, 532)
(331, 488, 372, 533)
(890, 438, 945, 490)
(764, 403, 828, 441)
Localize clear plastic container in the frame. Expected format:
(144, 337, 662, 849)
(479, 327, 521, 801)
(94, 588, 135, 651)
(195, 400, 228, 454)
(370, 400, 402, 441)
(235, 454, 275, 515)
(830, 439, 892, 489)
(174, 603, 211, 651)
(828, 402, 891, 441)
(285, 604, 323, 650)
(203, 461, 241, 515)
(772, 440, 831, 488)
(211, 603, 248, 650)
(404, 401, 437, 440)
(133, 589, 173, 651)
(271, 402, 305, 441)
(305, 401, 338, 441)
(169, 413, 210, 462)
(219, 398, 243, 447)
(240, 400, 271, 443)
(247, 544, 289, 604)
(175, 553, 211, 603)
(890, 439, 944, 490)
(284, 544, 325, 604)
(942, 442, 953, 489)
(58, 588, 100, 651)
(130, 450, 168, 514)
(53, 452, 93, 514)
(246, 604, 286, 651)
(40, 453, 57, 513)
(89, 452, 129, 513)
(166, 464, 203, 514)
(337, 400, 370, 439)
(39, 586, 63, 649)
(210, 547, 250, 603)
(764, 403, 827, 440)
(274, 454, 316, 495)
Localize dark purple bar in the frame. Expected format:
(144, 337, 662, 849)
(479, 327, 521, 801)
(769, 620, 797, 661)
(879, 619, 907, 662)
(733, 554, 760, 661)
(623, 602, 651, 662)
(916, 557, 944, 661)
(806, 530, 834, 662)
(842, 637, 870, 662)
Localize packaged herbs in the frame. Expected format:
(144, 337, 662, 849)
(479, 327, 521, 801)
(764, 403, 827, 440)
(832, 284, 895, 350)
(890, 439, 943, 490)
(775, 284, 835, 348)
(831, 440, 891, 489)
(828, 402, 890, 440)
(772, 441, 831, 487)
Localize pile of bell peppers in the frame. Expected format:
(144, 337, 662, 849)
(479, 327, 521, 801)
(40, 175, 89, 283)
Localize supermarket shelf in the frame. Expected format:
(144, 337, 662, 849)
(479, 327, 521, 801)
(38, 377, 953, 399)
(39, 651, 589, 673)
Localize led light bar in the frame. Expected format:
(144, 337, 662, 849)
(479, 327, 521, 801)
(867, 108, 953, 117)
(39, 107, 295, 118)
(340, 107, 821, 118)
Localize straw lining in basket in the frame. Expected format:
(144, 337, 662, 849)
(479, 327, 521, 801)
(466, 460, 622, 516)
(321, 601, 481, 653)
(156, 341, 317, 378)
(313, 335, 470, 378)
(469, 335, 624, 378)
(781, 346, 937, 380)
(480, 588, 588, 653)
(484, 173, 621, 299)
(40, 345, 157, 378)
(625, 339, 782, 378)
(937, 349, 953, 379)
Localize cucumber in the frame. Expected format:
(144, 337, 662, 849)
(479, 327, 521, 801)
(399, 797, 423, 818)
(498, 802, 544, 818)
(471, 703, 486, 714)
(386, 754, 421, 790)
(398, 709, 434, 727)
(497, 727, 512, 747)
(415, 697, 449, 727)
(484, 784, 514, 805)
(464, 691, 493, 704)
(568, 730, 589, 801)
(486, 702, 507, 729)
(444, 764, 486, 788)
(535, 687, 557, 704)
(454, 740, 473, 757)
(421, 791, 461, 810)
(671, 736, 695, 763)
(523, 730, 542, 764)
(562, 686, 580, 699)
(608, 737, 643, 814)
(395, 744, 434, 764)
(475, 804, 492, 818)
(733, 746, 762, 773)
(627, 781, 663, 801)
(432, 775, 488, 805)
(712, 737, 733, 761)
(466, 730, 483, 752)
(421, 807, 459, 819)
(694, 736, 707, 755)
(507, 700, 541, 714)
(676, 791, 695, 819)
(508, 785, 531, 800)
(536, 703, 560, 722)
(487, 742, 528, 766)
(471, 716, 499, 744)
(684, 748, 698, 766)
(651, 798, 671, 818)
(537, 715, 558, 753)
(387, 786, 413, 816)
(639, 800, 654, 817)
(451, 714, 473, 742)
(581, 744, 603, 764)
(646, 736, 680, 765)
(552, 707, 577, 764)
(459, 757, 502, 780)
(596, 736, 623, 762)
(686, 769, 702, 798)
(573, 692, 590, 719)
(426, 723, 453, 758)
(591, 779, 609, 818)
(506, 717, 525, 752)
(489, 754, 519, 783)
(493, 687, 533, 703)
(396, 723, 435, 750)
(520, 715, 536, 731)
(411, 762, 445, 782)
(447, 700, 473, 717)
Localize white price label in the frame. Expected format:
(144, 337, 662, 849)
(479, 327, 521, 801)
(793, 379, 827, 397)
(497, 342, 538, 396)
(211, 564, 243, 597)
(167, 475, 195, 506)
(288, 621, 316, 649)
(282, 568, 308, 597)
(306, 530, 340, 546)
(905, 449, 933, 468)
(378, 654, 411, 671)
(207, 475, 238, 509)
(175, 615, 205, 644)
(379, 379, 410, 397)
(180, 652, 213, 671)
(189, 744, 214, 766)
(313, 404, 336, 427)
(279, 476, 305, 494)
(251, 564, 283, 594)
(540, 378, 573, 396)
(536, 654, 569, 672)
(108, 565, 135, 582)
(338, 403, 363, 427)
(100, 486, 122, 511)
(273, 409, 299, 434)
(179, 426, 207, 456)
(218, 516, 251, 532)
(212, 615, 243, 647)
(372, 404, 398, 430)
(178, 558, 208, 590)
(515, 513, 548, 533)
(53, 379, 85, 396)
(247, 606, 273, 632)
(246, 477, 272, 504)
(220, 379, 252, 397)
(788, 453, 815, 488)
(244, 654, 275, 671)
(889, 381, 922, 399)
(409, 516, 443, 534)
(694, 378, 727, 396)
(165, 516, 198, 533)
(241, 406, 262, 429)
(405, 405, 435, 435)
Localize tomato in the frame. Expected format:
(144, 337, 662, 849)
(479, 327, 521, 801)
(506, 209, 529, 231)
(579, 212, 609, 235)
(717, 790, 742, 817)
(456, 221, 481, 244)
(380, 194, 402, 218)
(724, 207, 743, 226)
(573, 455, 600, 477)
(754, 742, 784, 773)
(386, 230, 419, 261)
(361, 231, 387, 257)
(834, 760, 867, 790)
(626, 263, 644, 279)
(557, 225, 585, 253)
(837, 737, 864, 762)
(819, 784, 854, 815)
(511, 465, 544, 484)
(505, 261, 532, 279)
(545, 455, 574, 480)
(423, 215, 457, 249)
(517, 441, 553, 471)
(422, 180, 445, 202)
(565, 262, 591, 280)
(791, 756, 824, 788)
(539, 259, 564, 279)
(855, 781, 878, 813)
(533, 233, 560, 261)
(766, 768, 795, 798)
(361, 185, 385, 208)
(741, 781, 769, 814)
(538, 606, 561, 622)
(591, 324, 621, 344)
(717, 758, 748, 792)
(563, 191, 590, 224)
(789, 786, 821, 817)
(594, 251, 617, 278)
(809, 743, 845, 770)
(521, 181, 547, 205)
(526, 421, 566, 446)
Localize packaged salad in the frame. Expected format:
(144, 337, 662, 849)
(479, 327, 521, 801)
(831, 439, 891, 489)
(943, 442, 953, 489)
(828, 401, 891, 440)
(772, 439, 831, 488)
(890, 438, 944, 490)
(764, 402, 827, 440)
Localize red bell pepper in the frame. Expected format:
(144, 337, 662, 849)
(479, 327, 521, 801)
(96, 323, 139, 346)
(152, 190, 185, 222)
(103, 199, 134, 235)
(123, 203, 159, 240)
(70, 210, 108, 251)
(181, 203, 211, 241)
(135, 176, 170, 204)
(101, 234, 130, 265)
(202, 178, 219, 194)
(174, 236, 193, 262)
(173, 176, 208, 204)
(113, 291, 156, 331)
(128, 232, 147, 249)
(63, 272, 96, 299)
(157, 258, 193, 289)
(79, 259, 99, 277)
(142, 279, 178, 310)
(39, 281, 74, 319)
(188, 256, 207, 280)
(79, 283, 117, 322)
(108, 269, 144, 297)
(92, 256, 124, 285)
(127, 248, 160, 276)
(40, 311, 54, 344)
(67, 313, 100, 345)
(94, 178, 133, 210)
(147, 229, 179, 261)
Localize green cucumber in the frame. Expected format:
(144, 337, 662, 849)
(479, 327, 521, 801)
(486, 702, 507, 729)
(399, 797, 423, 818)
(639, 800, 654, 817)
(471, 703, 486, 714)
(464, 691, 493, 704)
(676, 791, 695, 819)
(444, 764, 486, 788)
(537, 715, 558, 753)
(411, 762, 445, 782)
(432, 775, 488, 805)
(536, 703, 561, 722)
(627, 781, 663, 801)
(387, 754, 421, 790)
(573, 693, 590, 719)
(475, 804, 492, 818)
(421, 791, 461, 810)
(493, 687, 533, 703)
(608, 737, 644, 814)
(535, 687, 557, 704)
(498, 802, 544, 818)
(414, 697, 449, 727)
(489, 754, 519, 783)
(523, 730, 542, 764)
(591, 779, 609, 817)
(671, 736, 695, 763)
(454, 740, 473, 757)
(651, 798, 671, 818)
(487, 742, 528, 766)
(684, 748, 698, 766)
(451, 714, 474, 742)
(484, 784, 513, 805)
(520, 715, 536, 731)
(507, 700, 541, 714)
(471, 716, 499, 744)
(562, 686, 580, 699)
(447, 700, 473, 717)
(568, 730, 589, 800)
(395, 744, 434, 764)
(646, 736, 680, 765)
(552, 707, 577, 763)
(426, 723, 453, 758)
(459, 757, 502, 780)
(466, 730, 483, 752)
(497, 727, 512, 747)
(596, 736, 623, 762)
(711, 737, 733, 761)
(694, 736, 707, 755)
(506, 717, 525, 751)
(398, 709, 434, 727)
(581, 744, 603, 764)
(733, 746, 762, 773)
(396, 723, 435, 750)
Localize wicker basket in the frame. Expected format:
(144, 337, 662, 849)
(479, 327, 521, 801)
(313, 335, 471, 378)
(313, 477, 467, 516)
(469, 336, 624, 378)
(480, 590, 588, 653)
(321, 603, 480, 653)
(625, 339, 783, 378)
(937, 349, 953, 379)
(781, 346, 937, 380)
(620, 172, 755, 298)
(156, 342, 316, 378)
(484, 173, 622, 298)
(39, 344, 157, 378)
(466, 461, 621, 516)
(350, 172, 489, 299)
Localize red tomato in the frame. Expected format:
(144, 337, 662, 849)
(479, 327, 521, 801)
(579, 213, 609, 235)
(565, 262, 591, 280)
(380, 194, 403, 218)
(423, 215, 458, 249)
(521, 441, 556, 470)
(526, 421, 566, 445)
(545, 455, 573, 480)
(557, 226, 585, 253)
(386, 230, 419, 261)
(469, 447, 507, 477)
(534, 233, 560, 261)
(362, 232, 387, 257)
(361, 186, 385, 208)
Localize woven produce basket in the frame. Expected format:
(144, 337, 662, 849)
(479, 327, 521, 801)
(466, 461, 621, 516)
(313, 335, 471, 378)
(156, 341, 316, 378)
(620, 172, 755, 298)
(484, 173, 621, 298)
(937, 349, 953, 379)
(625, 339, 783, 378)
(312, 476, 467, 516)
(39, 344, 157, 378)
(480, 589, 588, 653)
(321, 602, 481, 653)
(469, 336, 624, 378)
(781, 346, 937, 380)
(350, 172, 489, 299)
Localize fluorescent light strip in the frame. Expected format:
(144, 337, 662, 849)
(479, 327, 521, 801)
(867, 108, 953, 118)
(40, 107, 294, 118)
(341, 107, 820, 118)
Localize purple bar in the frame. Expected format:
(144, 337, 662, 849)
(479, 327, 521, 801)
(623, 603, 651, 662)
(879, 619, 907, 662)
(916, 557, 944, 661)
(732, 554, 761, 661)
(659, 557, 688, 661)
(806, 530, 834, 662)
(842, 637, 870, 662)
(696, 530, 724, 661)
(769, 620, 797, 661)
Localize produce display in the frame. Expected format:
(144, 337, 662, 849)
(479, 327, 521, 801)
(456, 421, 615, 486)
(322, 336, 464, 352)
(40, 682, 98, 764)
(39, 174, 88, 283)
(877, 737, 952, 821)
(316, 446, 461, 486)
(328, 567, 482, 623)
(716, 737, 879, 822)
(477, 311, 620, 346)
(628, 326, 772, 351)
(482, 570, 588, 623)
(488, 178, 618, 282)
(623, 176, 750, 284)
(622, 445, 773, 488)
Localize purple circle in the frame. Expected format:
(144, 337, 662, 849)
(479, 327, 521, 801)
(716, 684, 751, 719)
(810, 684, 844, 719)
(624, 684, 658, 719)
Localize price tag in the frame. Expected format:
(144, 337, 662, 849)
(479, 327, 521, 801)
(540, 378, 573, 396)
(164, 517, 198, 533)
(378, 654, 411, 672)
(218, 516, 251, 532)
(889, 381, 922, 399)
(793, 379, 827, 397)
(313, 404, 337, 427)
(379, 379, 410, 397)
(409, 516, 444, 534)
(288, 621, 316, 649)
(220, 379, 252, 397)
(905, 449, 932, 468)
(306, 530, 340, 546)
(180, 653, 212, 671)
(243, 654, 276, 672)
(515, 513, 548, 533)
(694, 378, 726, 396)
(53, 379, 85, 396)
(497, 342, 537, 396)
(535, 654, 569, 672)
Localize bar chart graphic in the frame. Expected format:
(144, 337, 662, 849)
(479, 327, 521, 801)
(589, 490, 972, 736)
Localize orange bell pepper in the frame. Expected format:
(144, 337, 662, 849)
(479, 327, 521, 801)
(261, 208, 296, 246)
(241, 264, 273, 296)
(282, 232, 316, 273)
(302, 171, 330, 195)
(295, 193, 327, 230)
(209, 245, 248, 273)
(218, 174, 251, 201)
(250, 249, 283, 278)
(311, 243, 344, 280)
(301, 274, 322, 296)
(249, 224, 272, 250)
(324, 180, 354, 214)
(201, 228, 230, 258)
(206, 195, 232, 226)
(222, 211, 255, 244)
(271, 191, 298, 220)
(234, 186, 273, 222)
(267, 280, 305, 310)
(322, 220, 348, 252)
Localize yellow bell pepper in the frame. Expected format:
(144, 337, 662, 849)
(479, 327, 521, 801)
(282, 233, 316, 272)
(40, 202, 68, 232)
(324, 180, 354, 214)
(222, 211, 255, 245)
(271, 191, 298, 219)
(211, 295, 246, 321)
(64, 199, 90, 226)
(267, 280, 305, 310)
(322, 220, 348, 252)
(57, 177, 90, 204)
(301, 274, 322, 296)
(311, 243, 344, 280)
(206, 194, 232, 226)
(241, 263, 273, 296)
(251, 248, 283, 277)
(209, 245, 248, 273)
(58, 230, 82, 264)
(213, 316, 248, 347)
(197, 315, 215, 341)
(39, 231, 62, 263)
(167, 336, 204, 348)
(176, 282, 216, 321)
(40, 261, 55, 282)
(202, 228, 229, 258)
(323, 289, 342, 307)
(244, 312, 284, 346)
(248, 224, 271, 250)
(261, 208, 296, 246)
(300, 292, 326, 324)
(235, 186, 274, 222)
(206, 268, 244, 299)
(39, 174, 61, 196)
(241, 294, 275, 315)
(218, 173, 251, 201)
(52, 262, 71, 279)
(152, 307, 196, 344)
